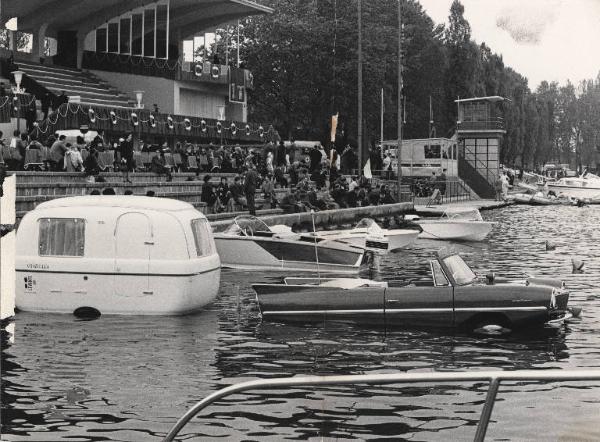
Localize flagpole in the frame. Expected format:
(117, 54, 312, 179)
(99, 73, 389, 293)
(396, 0, 403, 200)
(380, 88, 384, 146)
(237, 20, 240, 68)
(357, 0, 363, 176)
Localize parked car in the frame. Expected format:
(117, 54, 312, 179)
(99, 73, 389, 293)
(253, 251, 573, 331)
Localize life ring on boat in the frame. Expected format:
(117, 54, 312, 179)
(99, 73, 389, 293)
(200, 120, 207, 133)
(167, 115, 174, 130)
(184, 118, 191, 131)
(194, 63, 203, 76)
(230, 122, 237, 135)
(88, 108, 96, 123)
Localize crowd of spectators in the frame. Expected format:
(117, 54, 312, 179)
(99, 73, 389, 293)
(0, 133, 408, 215)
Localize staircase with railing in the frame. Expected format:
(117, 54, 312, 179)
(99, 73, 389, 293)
(458, 153, 496, 199)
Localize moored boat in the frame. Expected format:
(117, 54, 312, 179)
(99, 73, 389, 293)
(303, 218, 419, 252)
(214, 215, 364, 273)
(416, 208, 494, 241)
(546, 173, 600, 200)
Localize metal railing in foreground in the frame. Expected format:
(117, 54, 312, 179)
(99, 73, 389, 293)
(163, 369, 600, 442)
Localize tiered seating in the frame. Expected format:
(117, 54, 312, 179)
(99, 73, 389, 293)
(14, 171, 292, 222)
(16, 60, 135, 108)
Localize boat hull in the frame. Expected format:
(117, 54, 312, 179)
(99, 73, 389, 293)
(214, 235, 363, 273)
(417, 221, 493, 241)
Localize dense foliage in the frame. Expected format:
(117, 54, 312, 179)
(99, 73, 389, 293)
(221, 0, 600, 170)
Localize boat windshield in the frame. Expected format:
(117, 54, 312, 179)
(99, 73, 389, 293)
(224, 216, 272, 236)
(442, 255, 477, 285)
(442, 208, 483, 222)
(355, 218, 383, 233)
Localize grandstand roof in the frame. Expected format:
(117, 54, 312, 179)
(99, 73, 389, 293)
(1, 0, 272, 40)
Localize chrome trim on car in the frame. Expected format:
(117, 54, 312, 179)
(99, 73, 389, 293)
(262, 306, 549, 316)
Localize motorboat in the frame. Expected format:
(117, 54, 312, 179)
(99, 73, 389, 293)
(416, 208, 494, 241)
(546, 173, 600, 200)
(16, 196, 221, 315)
(300, 218, 420, 253)
(214, 215, 364, 273)
(253, 251, 574, 330)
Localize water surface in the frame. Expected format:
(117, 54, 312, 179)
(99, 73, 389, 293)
(3, 205, 600, 441)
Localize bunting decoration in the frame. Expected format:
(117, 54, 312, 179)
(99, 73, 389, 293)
(27, 102, 279, 143)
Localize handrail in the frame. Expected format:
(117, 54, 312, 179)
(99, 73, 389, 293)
(163, 369, 600, 442)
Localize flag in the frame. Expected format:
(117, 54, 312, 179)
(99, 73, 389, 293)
(330, 113, 338, 142)
(363, 158, 372, 179)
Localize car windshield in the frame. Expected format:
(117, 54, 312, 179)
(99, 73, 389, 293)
(442, 255, 477, 285)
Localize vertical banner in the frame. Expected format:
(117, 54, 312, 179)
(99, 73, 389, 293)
(330, 113, 338, 143)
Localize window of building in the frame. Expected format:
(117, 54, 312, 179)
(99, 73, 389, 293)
(156, 4, 168, 58)
(107, 22, 119, 53)
(132, 13, 143, 55)
(120, 18, 131, 54)
(39, 218, 85, 257)
(96, 28, 107, 52)
(191, 219, 216, 256)
(143, 8, 155, 57)
(424, 144, 441, 159)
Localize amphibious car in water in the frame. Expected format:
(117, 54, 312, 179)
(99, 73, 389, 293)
(253, 252, 572, 330)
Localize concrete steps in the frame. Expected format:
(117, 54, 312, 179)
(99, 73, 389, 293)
(16, 60, 135, 108)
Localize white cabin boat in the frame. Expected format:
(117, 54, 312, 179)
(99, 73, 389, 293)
(546, 174, 600, 200)
(16, 196, 221, 315)
(305, 218, 419, 252)
(416, 207, 494, 241)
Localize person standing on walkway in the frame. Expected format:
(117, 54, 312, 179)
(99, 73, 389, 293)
(244, 164, 259, 216)
(119, 133, 134, 183)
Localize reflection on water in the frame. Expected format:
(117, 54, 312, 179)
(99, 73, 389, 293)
(3, 205, 600, 440)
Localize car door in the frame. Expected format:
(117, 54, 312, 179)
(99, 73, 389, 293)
(114, 212, 153, 297)
(384, 260, 454, 328)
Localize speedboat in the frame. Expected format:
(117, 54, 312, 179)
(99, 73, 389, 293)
(416, 208, 494, 241)
(213, 215, 365, 273)
(546, 173, 600, 200)
(253, 251, 574, 330)
(302, 218, 419, 252)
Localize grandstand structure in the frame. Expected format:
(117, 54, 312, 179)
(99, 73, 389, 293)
(0, 0, 274, 144)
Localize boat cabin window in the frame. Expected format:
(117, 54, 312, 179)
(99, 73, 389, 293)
(191, 218, 216, 256)
(442, 255, 477, 285)
(38, 218, 85, 257)
(430, 260, 450, 286)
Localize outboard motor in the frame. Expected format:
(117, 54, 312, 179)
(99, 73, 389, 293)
(485, 272, 496, 285)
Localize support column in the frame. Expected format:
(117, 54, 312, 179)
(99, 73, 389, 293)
(7, 30, 16, 51)
(32, 23, 49, 62)
(76, 32, 85, 69)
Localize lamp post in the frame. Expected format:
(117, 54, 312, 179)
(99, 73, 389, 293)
(396, 0, 403, 201)
(133, 90, 144, 150)
(12, 70, 25, 133)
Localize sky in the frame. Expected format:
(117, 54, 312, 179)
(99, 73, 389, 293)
(418, 0, 600, 90)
